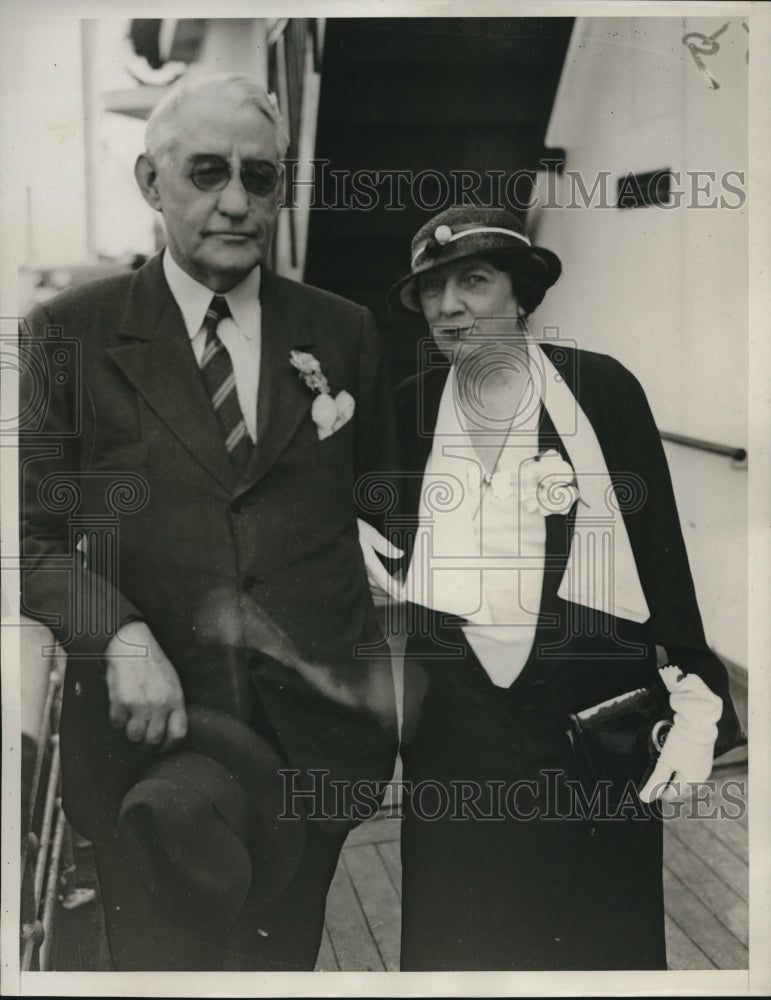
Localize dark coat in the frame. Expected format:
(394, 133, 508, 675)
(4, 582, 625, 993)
(394, 341, 737, 716)
(20, 254, 399, 837)
(393, 341, 741, 971)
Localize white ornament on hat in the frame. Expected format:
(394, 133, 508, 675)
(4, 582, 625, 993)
(409, 224, 532, 269)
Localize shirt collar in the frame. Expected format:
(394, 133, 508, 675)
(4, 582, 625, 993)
(162, 249, 261, 340)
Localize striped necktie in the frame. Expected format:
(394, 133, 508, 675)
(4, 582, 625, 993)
(200, 295, 253, 477)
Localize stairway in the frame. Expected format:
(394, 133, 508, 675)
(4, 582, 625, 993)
(303, 17, 574, 383)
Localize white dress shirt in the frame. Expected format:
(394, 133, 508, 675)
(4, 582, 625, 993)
(163, 250, 262, 443)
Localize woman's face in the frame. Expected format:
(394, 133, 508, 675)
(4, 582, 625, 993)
(418, 255, 521, 362)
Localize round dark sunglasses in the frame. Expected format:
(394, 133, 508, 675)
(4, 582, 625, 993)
(190, 156, 280, 197)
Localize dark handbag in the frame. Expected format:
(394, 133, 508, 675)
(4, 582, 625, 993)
(566, 671, 747, 795)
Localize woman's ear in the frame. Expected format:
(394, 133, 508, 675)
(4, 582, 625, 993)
(135, 154, 163, 212)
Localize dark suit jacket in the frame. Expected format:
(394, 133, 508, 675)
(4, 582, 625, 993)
(393, 341, 741, 742)
(20, 254, 399, 834)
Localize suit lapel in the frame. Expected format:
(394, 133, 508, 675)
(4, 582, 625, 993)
(107, 257, 237, 492)
(235, 268, 313, 494)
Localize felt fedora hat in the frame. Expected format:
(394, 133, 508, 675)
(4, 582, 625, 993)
(116, 705, 306, 933)
(387, 206, 562, 315)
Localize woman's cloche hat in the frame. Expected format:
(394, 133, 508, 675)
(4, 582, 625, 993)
(388, 206, 562, 315)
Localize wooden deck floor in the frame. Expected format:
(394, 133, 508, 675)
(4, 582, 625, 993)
(316, 761, 749, 972)
(48, 762, 747, 973)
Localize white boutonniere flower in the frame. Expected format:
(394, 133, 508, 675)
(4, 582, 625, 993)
(520, 449, 579, 515)
(289, 350, 355, 440)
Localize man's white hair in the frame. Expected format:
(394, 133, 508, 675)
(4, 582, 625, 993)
(145, 71, 290, 162)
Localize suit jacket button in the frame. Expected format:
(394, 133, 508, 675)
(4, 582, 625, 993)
(243, 575, 257, 590)
(231, 499, 244, 513)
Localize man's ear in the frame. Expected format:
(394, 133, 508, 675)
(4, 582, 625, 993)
(135, 154, 163, 211)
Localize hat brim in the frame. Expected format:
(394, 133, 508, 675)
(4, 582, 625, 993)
(183, 706, 308, 907)
(118, 767, 254, 932)
(387, 244, 562, 316)
(118, 705, 307, 927)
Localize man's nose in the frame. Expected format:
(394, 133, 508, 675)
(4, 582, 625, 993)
(216, 173, 249, 218)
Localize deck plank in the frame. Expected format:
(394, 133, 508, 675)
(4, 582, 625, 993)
(710, 772, 749, 830)
(344, 813, 403, 847)
(708, 812, 750, 863)
(314, 926, 339, 972)
(377, 839, 403, 900)
(707, 774, 750, 861)
(664, 914, 717, 970)
(323, 853, 384, 971)
(666, 819, 748, 902)
(52, 842, 111, 972)
(662, 868, 748, 969)
(663, 831, 748, 945)
(343, 845, 402, 971)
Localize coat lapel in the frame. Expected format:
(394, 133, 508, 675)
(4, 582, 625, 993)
(538, 403, 575, 587)
(106, 256, 237, 492)
(235, 268, 313, 494)
(405, 365, 451, 513)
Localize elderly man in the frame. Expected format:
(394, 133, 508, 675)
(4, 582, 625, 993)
(20, 72, 399, 970)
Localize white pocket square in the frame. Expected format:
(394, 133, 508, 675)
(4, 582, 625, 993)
(311, 390, 355, 440)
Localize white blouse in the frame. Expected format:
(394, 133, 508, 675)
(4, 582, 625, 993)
(404, 367, 547, 687)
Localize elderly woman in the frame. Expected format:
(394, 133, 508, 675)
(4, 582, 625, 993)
(386, 207, 743, 971)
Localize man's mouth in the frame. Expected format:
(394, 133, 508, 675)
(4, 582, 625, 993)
(208, 232, 257, 242)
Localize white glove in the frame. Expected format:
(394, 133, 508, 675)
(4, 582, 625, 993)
(357, 519, 405, 602)
(638, 665, 723, 803)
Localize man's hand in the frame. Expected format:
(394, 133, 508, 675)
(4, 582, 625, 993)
(357, 519, 405, 602)
(103, 621, 187, 751)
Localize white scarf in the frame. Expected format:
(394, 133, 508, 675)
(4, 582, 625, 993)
(404, 337, 650, 627)
(528, 338, 649, 624)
